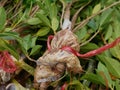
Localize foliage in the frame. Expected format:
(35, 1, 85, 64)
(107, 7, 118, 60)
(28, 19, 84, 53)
(0, 0, 120, 90)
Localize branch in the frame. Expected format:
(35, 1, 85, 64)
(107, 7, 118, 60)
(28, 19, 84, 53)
(71, 1, 91, 30)
(73, 1, 120, 32)
(26, 54, 37, 63)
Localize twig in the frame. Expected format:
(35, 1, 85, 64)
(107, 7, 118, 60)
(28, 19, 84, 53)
(80, 29, 100, 46)
(60, 1, 66, 28)
(71, 1, 91, 30)
(73, 1, 120, 32)
(30, 5, 39, 17)
(0, 0, 8, 7)
(101, 34, 107, 44)
(6, 3, 17, 14)
(8, 6, 24, 21)
(14, 0, 22, 14)
(26, 54, 37, 63)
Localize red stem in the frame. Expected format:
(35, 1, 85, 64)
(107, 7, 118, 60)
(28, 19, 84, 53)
(47, 35, 120, 58)
(62, 37, 120, 58)
(47, 35, 54, 51)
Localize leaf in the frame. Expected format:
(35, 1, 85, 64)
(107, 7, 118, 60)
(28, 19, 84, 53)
(92, 3, 101, 14)
(81, 73, 105, 85)
(104, 25, 113, 40)
(80, 43, 99, 52)
(22, 35, 31, 51)
(30, 45, 42, 55)
(27, 18, 42, 25)
(97, 62, 113, 88)
(75, 27, 87, 42)
(51, 17, 59, 32)
(36, 12, 51, 27)
(113, 20, 120, 38)
(68, 79, 90, 90)
(31, 36, 37, 48)
(50, 3, 57, 19)
(0, 7, 6, 31)
(36, 27, 50, 36)
(115, 79, 120, 90)
(87, 19, 97, 31)
(44, 0, 51, 9)
(109, 43, 120, 60)
(100, 8, 113, 26)
(97, 55, 120, 78)
(0, 32, 27, 54)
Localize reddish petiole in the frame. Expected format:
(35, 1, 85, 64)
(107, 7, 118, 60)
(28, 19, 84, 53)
(47, 35, 120, 58)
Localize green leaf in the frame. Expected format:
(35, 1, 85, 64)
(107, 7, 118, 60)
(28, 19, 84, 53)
(44, 0, 51, 9)
(68, 79, 90, 90)
(87, 19, 97, 31)
(100, 8, 113, 26)
(80, 43, 99, 52)
(51, 17, 59, 32)
(0, 32, 27, 54)
(97, 62, 113, 88)
(109, 44, 120, 60)
(115, 79, 120, 90)
(81, 73, 105, 85)
(22, 35, 35, 51)
(0, 7, 6, 31)
(31, 36, 37, 48)
(30, 45, 42, 55)
(104, 25, 113, 40)
(98, 55, 120, 78)
(36, 12, 51, 27)
(113, 20, 120, 38)
(36, 27, 50, 36)
(92, 3, 101, 14)
(27, 18, 42, 25)
(50, 3, 57, 19)
(75, 27, 87, 42)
